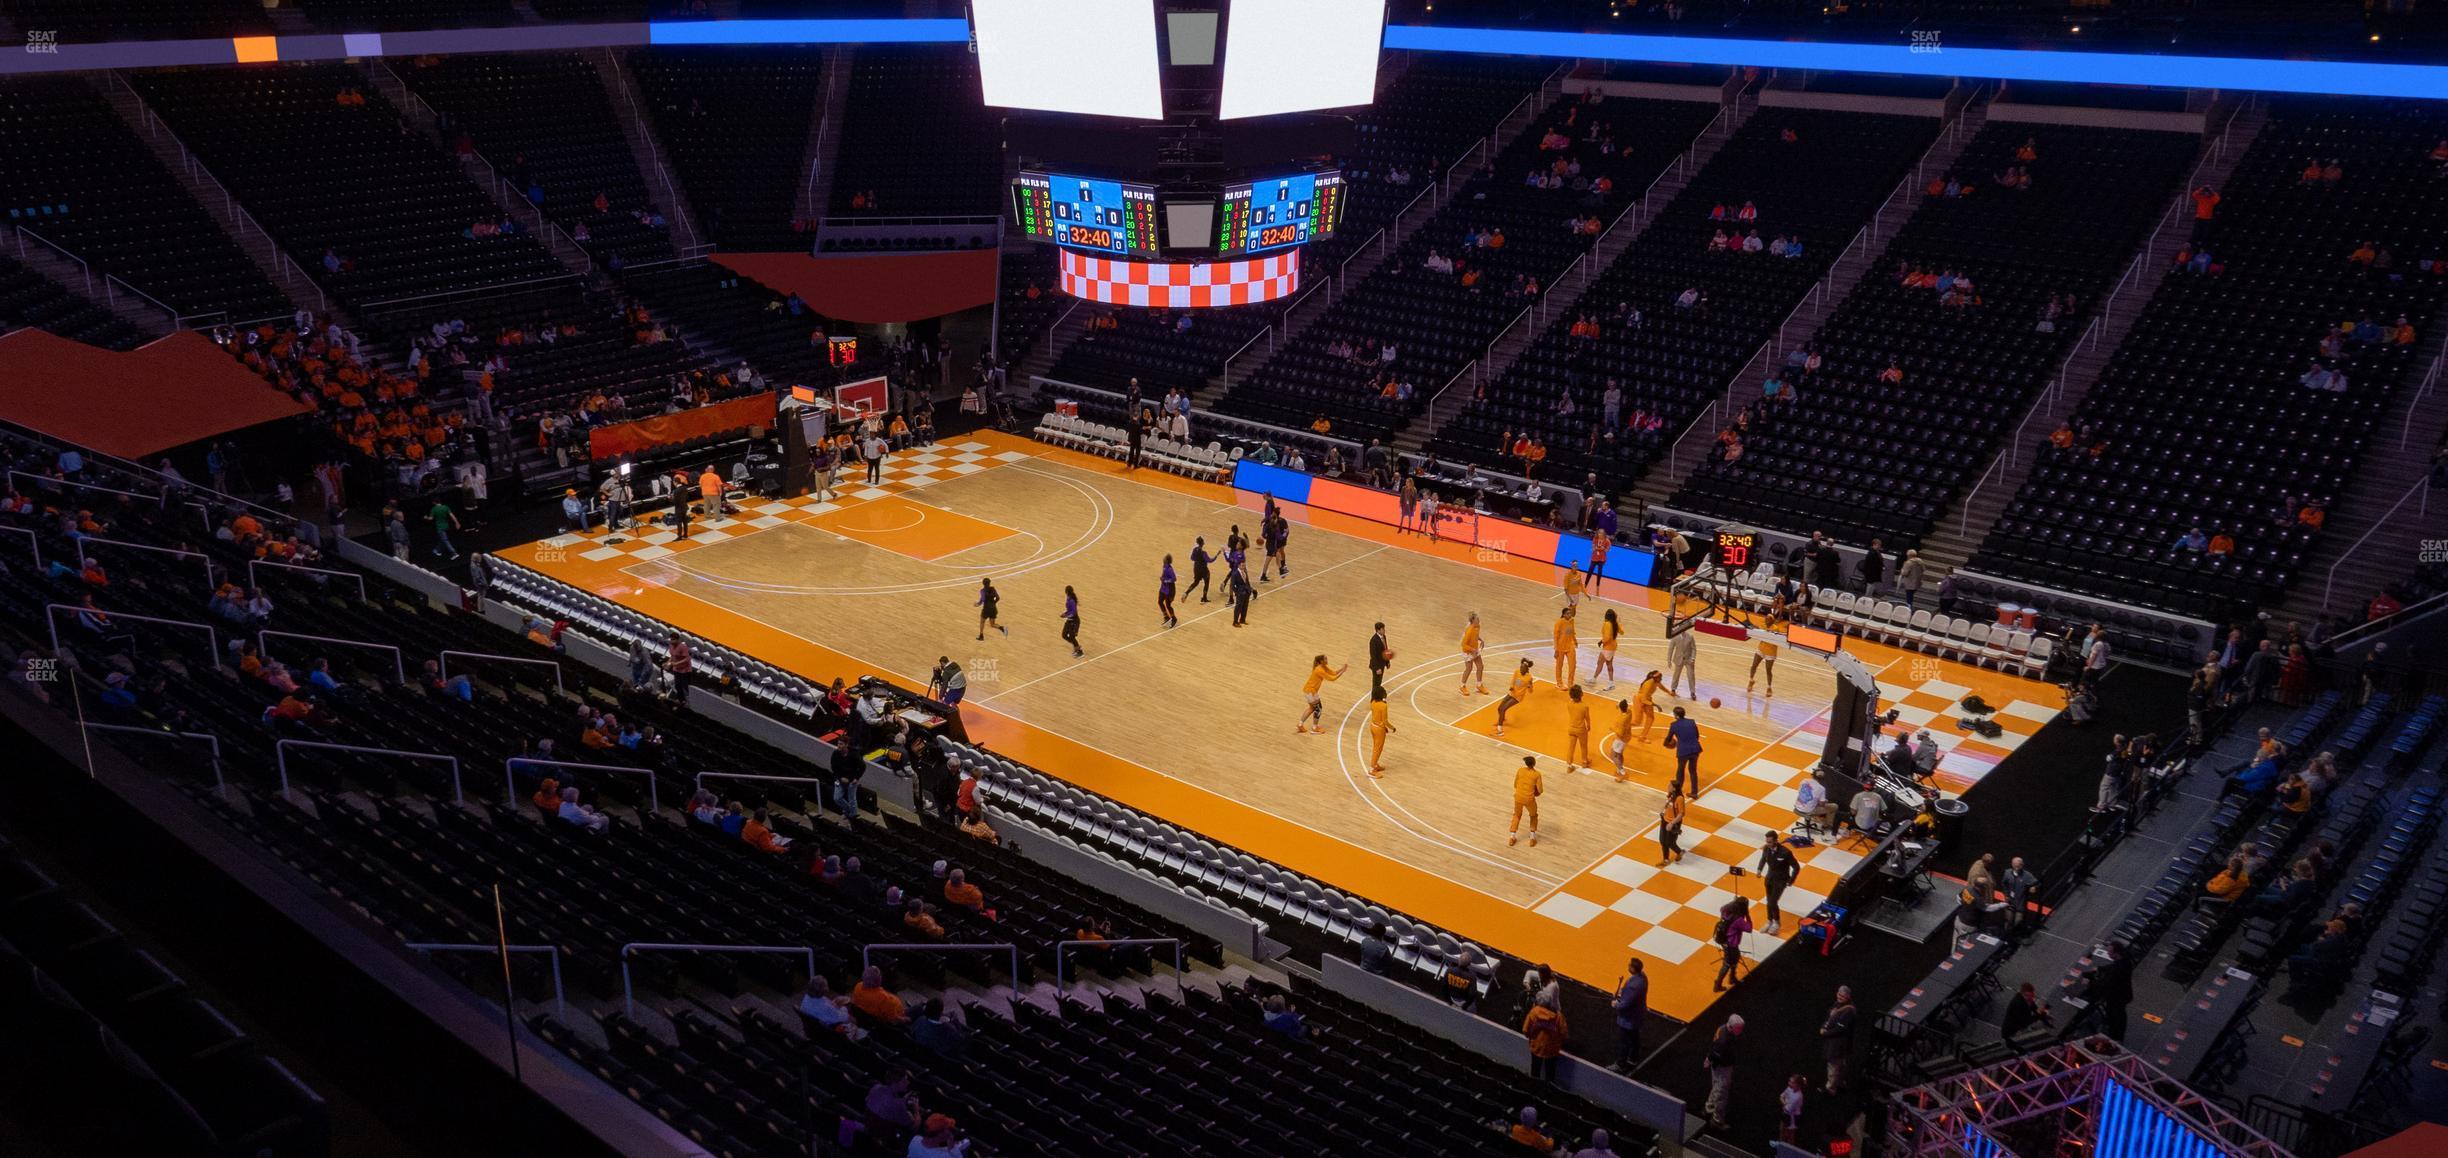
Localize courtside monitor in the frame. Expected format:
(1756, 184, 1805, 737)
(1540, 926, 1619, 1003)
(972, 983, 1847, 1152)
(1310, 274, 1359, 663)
(1218, 0, 1387, 120)
(971, 0, 1165, 120)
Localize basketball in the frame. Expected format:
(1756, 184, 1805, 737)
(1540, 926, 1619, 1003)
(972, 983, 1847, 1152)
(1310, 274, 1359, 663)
(1709, 697, 1722, 709)
(1383, 648, 1397, 665)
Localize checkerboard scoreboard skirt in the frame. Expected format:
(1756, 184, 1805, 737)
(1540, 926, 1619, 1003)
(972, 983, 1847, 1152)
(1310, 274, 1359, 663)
(1059, 249, 1301, 308)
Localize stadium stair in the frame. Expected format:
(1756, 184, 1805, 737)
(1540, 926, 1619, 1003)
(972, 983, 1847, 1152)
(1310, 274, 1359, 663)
(1626, 92, 1995, 516)
(1186, 63, 1572, 413)
(594, 47, 709, 256)
(795, 45, 853, 231)
(1914, 100, 2271, 577)
(84, 74, 324, 325)
(362, 60, 596, 279)
(2273, 314, 2448, 628)
(1390, 92, 1761, 455)
(0, 229, 174, 340)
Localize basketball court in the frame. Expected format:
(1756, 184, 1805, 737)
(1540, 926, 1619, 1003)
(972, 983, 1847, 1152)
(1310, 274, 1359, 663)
(512, 430, 2061, 1018)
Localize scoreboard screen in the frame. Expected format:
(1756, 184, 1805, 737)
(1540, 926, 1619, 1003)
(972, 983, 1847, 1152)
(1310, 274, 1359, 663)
(1011, 171, 1162, 258)
(1214, 170, 1344, 257)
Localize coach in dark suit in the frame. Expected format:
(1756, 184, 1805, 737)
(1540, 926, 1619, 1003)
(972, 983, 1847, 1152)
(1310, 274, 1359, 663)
(1367, 622, 1390, 692)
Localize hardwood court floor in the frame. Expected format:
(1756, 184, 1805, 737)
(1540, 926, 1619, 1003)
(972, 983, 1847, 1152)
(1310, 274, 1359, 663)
(515, 431, 2059, 1018)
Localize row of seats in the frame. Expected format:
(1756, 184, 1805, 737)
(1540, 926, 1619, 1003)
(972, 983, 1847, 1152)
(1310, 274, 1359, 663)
(401, 52, 678, 268)
(950, 740, 1501, 993)
(827, 47, 1002, 218)
(0, 839, 329, 1157)
(1718, 562, 2054, 677)
(1427, 108, 1944, 490)
(0, 251, 146, 350)
(1032, 413, 1236, 481)
(0, 75, 289, 322)
(629, 47, 823, 253)
(1972, 99, 2448, 614)
(133, 63, 567, 309)
(1671, 121, 2199, 549)
(1220, 91, 1722, 444)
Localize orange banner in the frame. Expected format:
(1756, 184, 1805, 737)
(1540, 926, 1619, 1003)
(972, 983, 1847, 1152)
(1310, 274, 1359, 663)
(588, 392, 776, 461)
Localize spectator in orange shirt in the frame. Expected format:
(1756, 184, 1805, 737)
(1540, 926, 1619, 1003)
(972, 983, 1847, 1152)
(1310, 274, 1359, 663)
(901, 898, 945, 939)
(1506, 1107, 1557, 1151)
(697, 466, 725, 516)
(2206, 532, 2235, 557)
(741, 809, 789, 853)
(529, 777, 562, 815)
(942, 869, 990, 918)
(849, 966, 908, 1024)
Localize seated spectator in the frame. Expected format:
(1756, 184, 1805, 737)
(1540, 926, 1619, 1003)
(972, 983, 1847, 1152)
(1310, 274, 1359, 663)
(719, 801, 748, 838)
(421, 659, 474, 702)
(863, 1070, 920, 1139)
(908, 1114, 968, 1158)
(943, 868, 991, 918)
(1261, 993, 1307, 1041)
(530, 776, 563, 815)
(910, 1000, 969, 1060)
(556, 786, 611, 833)
(687, 789, 722, 826)
(741, 809, 790, 853)
(850, 966, 909, 1024)
(902, 897, 946, 939)
(797, 975, 862, 1038)
(2252, 858, 2321, 914)
(1507, 1107, 1556, 1152)
(2199, 843, 2263, 908)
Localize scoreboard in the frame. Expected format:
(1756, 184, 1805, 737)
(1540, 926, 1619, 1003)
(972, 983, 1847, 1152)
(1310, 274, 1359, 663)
(1214, 170, 1344, 257)
(1011, 171, 1162, 259)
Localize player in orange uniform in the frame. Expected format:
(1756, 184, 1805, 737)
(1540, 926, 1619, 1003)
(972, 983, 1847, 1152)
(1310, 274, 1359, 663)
(1606, 697, 1638, 782)
(1366, 685, 1396, 777)
(1509, 755, 1544, 847)
(1551, 605, 1579, 690)
(1564, 685, 1593, 774)
(1594, 608, 1622, 689)
(1749, 615, 1783, 697)
(1495, 659, 1536, 738)
(1300, 655, 1347, 734)
(1560, 566, 1585, 610)
(1631, 668, 1664, 742)
(1458, 613, 1486, 695)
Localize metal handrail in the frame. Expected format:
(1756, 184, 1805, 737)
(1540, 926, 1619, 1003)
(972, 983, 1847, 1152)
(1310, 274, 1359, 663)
(359, 271, 581, 313)
(620, 942, 813, 1017)
(1667, 399, 1717, 480)
(75, 536, 218, 591)
(274, 738, 463, 804)
(405, 943, 566, 1020)
(110, 75, 330, 312)
(1219, 325, 1271, 392)
(1479, 301, 1536, 385)
(2323, 476, 2434, 613)
(1055, 938, 1182, 988)
(45, 603, 217, 661)
(695, 770, 835, 797)
(248, 559, 367, 600)
(82, 724, 223, 793)
(440, 649, 565, 692)
(13, 226, 93, 294)
(506, 756, 659, 816)
(1426, 358, 1477, 412)
(259, 629, 405, 684)
(2402, 347, 2445, 451)
(862, 942, 1020, 988)
(1958, 314, 2107, 536)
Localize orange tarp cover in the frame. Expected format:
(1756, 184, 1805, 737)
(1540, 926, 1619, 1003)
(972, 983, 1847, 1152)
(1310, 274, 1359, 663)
(710, 251, 997, 325)
(0, 328, 309, 458)
(2345, 1124, 2448, 1158)
(588, 391, 775, 461)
